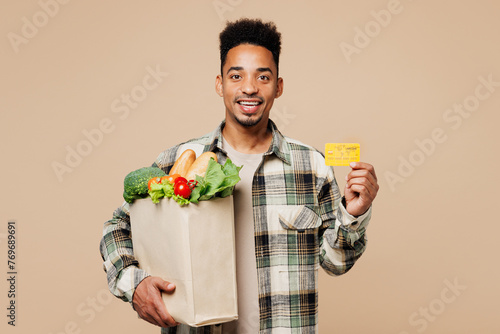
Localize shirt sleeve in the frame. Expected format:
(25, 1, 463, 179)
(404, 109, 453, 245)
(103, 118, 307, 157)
(318, 166, 371, 276)
(99, 202, 150, 304)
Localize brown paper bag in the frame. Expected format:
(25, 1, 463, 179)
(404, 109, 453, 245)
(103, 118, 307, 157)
(129, 196, 238, 327)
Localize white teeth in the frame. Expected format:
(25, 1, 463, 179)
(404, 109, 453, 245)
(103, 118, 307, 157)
(239, 101, 260, 106)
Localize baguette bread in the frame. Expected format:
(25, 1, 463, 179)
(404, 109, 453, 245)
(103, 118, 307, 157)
(169, 149, 196, 178)
(185, 152, 217, 181)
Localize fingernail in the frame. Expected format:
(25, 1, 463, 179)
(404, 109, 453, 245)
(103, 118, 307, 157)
(345, 175, 348, 181)
(350, 162, 356, 168)
(167, 283, 174, 289)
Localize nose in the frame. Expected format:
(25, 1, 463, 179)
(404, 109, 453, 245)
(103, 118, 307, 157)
(241, 76, 258, 95)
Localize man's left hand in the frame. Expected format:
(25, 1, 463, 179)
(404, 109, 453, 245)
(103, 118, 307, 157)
(344, 162, 379, 217)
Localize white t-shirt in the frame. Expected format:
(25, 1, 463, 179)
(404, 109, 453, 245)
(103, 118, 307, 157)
(221, 136, 263, 334)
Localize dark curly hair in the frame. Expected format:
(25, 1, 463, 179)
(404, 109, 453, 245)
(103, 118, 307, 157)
(219, 18, 282, 76)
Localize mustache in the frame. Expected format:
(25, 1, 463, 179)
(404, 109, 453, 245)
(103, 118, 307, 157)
(233, 95, 264, 103)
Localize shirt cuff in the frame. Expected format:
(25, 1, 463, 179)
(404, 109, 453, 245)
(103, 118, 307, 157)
(115, 266, 150, 304)
(338, 197, 372, 231)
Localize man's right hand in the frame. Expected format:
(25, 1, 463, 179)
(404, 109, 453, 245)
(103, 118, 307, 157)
(132, 276, 179, 328)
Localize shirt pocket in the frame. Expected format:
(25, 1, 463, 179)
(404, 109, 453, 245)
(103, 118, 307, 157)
(275, 207, 321, 319)
(278, 205, 322, 232)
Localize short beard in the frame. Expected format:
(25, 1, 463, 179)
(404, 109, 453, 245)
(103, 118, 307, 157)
(235, 113, 264, 127)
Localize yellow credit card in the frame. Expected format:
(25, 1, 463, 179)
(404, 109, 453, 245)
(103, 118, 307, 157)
(325, 143, 360, 166)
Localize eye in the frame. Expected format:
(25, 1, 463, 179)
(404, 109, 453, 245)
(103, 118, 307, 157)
(230, 74, 241, 80)
(258, 75, 270, 81)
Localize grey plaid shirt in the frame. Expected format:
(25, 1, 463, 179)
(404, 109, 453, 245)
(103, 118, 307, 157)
(100, 119, 371, 333)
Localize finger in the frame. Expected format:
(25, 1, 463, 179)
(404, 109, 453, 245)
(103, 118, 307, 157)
(347, 184, 376, 202)
(346, 175, 379, 193)
(146, 298, 177, 328)
(349, 162, 377, 181)
(138, 290, 178, 328)
(133, 295, 164, 328)
(153, 298, 179, 327)
(346, 176, 377, 194)
(346, 167, 377, 184)
(136, 306, 165, 328)
(346, 172, 377, 188)
(157, 280, 176, 294)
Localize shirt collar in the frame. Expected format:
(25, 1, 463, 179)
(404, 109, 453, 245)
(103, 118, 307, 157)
(209, 119, 291, 165)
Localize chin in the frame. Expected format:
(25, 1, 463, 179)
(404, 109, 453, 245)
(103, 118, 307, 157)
(235, 114, 264, 127)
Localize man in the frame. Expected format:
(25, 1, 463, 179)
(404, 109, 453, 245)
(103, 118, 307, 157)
(100, 18, 378, 333)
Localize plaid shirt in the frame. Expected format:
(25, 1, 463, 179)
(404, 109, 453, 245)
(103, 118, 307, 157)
(100, 119, 371, 334)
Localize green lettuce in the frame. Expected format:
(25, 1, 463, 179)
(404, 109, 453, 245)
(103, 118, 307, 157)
(148, 181, 174, 204)
(189, 158, 242, 203)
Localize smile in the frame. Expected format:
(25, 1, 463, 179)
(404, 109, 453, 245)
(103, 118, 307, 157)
(237, 101, 261, 106)
(236, 99, 262, 114)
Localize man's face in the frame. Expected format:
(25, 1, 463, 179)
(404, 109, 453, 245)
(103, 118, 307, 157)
(216, 44, 283, 128)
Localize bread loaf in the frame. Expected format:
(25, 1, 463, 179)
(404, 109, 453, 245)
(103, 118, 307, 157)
(169, 149, 196, 178)
(185, 152, 217, 181)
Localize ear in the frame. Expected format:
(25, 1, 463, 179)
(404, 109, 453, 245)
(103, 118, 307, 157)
(215, 75, 224, 97)
(275, 77, 284, 98)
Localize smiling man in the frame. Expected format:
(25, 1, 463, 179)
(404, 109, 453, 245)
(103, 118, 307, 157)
(216, 42, 283, 154)
(100, 18, 379, 334)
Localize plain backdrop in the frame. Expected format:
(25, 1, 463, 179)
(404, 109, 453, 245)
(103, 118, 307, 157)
(1, 1, 499, 333)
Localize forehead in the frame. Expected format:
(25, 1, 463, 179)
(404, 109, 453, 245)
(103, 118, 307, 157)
(224, 44, 276, 72)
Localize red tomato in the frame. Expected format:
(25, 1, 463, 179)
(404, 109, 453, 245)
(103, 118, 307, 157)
(161, 174, 180, 184)
(174, 177, 188, 185)
(174, 181, 192, 199)
(148, 177, 162, 190)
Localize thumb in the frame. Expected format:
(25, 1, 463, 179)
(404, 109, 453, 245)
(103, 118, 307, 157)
(157, 279, 176, 294)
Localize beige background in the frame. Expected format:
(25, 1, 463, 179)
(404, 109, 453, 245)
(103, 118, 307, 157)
(1, 1, 499, 333)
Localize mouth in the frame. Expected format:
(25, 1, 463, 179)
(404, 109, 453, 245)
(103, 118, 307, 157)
(236, 99, 263, 114)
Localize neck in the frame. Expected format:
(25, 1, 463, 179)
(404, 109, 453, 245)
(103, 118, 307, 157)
(222, 118, 272, 154)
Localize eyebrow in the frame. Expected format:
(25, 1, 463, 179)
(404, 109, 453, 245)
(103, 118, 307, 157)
(226, 66, 274, 75)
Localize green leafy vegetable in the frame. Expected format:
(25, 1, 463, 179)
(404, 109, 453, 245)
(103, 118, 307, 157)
(172, 194, 190, 206)
(190, 158, 242, 203)
(148, 181, 174, 204)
